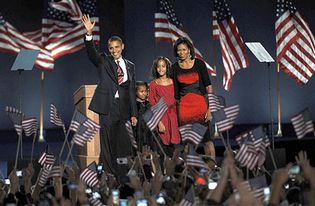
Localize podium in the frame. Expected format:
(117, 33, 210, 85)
(73, 85, 100, 168)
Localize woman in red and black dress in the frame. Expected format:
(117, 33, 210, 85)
(172, 37, 216, 158)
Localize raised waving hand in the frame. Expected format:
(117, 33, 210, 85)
(81, 14, 95, 35)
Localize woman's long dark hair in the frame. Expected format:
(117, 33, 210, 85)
(173, 37, 195, 60)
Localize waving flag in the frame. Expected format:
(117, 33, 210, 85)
(291, 108, 314, 139)
(212, 11, 220, 40)
(22, 117, 38, 136)
(0, 0, 99, 71)
(212, 0, 249, 90)
(179, 123, 207, 145)
(208, 93, 225, 113)
(5, 106, 24, 136)
(212, 105, 240, 132)
(38, 167, 52, 187)
(143, 97, 168, 131)
(50, 104, 64, 127)
(186, 145, 208, 169)
(48, 165, 62, 178)
(179, 186, 194, 206)
(72, 125, 98, 147)
(42, 0, 100, 59)
(235, 126, 270, 169)
(0, 13, 54, 70)
(235, 142, 259, 170)
(80, 161, 99, 187)
(275, 0, 315, 84)
(69, 110, 100, 133)
(154, 0, 215, 76)
(38, 148, 55, 170)
(89, 197, 103, 206)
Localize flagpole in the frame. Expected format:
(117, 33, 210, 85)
(267, 146, 278, 170)
(62, 125, 75, 163)
(150, 132, 167, 159)
(64, 141, 74, 165)
(39, 71, 45, 142)
(14, 133, 22, 170)
(218, 132, 228, 150)
(267, 63, 274, 149)
(136, 152, 147, 182)
(226, 131, 230, 146)
(18, 70, 23, 159)
(30, 131, 37, 163)
(59, 110, 77, 160)
(212, 40, 218, 95)
(276, 64, 282, 137)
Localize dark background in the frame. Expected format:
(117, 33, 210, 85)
(0, 0, 314, 135)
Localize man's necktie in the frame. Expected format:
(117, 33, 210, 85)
(116, 60, 124, 85)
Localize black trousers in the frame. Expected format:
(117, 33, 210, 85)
(98, 98, 132, 177)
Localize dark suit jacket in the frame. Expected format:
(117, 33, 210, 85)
(84, 38, 137, 119)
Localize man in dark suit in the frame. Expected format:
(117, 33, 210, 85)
(82, 14, 137, 176)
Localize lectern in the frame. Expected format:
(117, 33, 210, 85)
(73, 85, 100, 168)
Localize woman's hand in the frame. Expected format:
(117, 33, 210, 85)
(158, 122, 166, 133)
(81, 14, 95, 35)
(204, 109, 212, 122)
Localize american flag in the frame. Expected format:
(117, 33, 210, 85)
(80, 161, 99, 188)
(186, 145, 208, 169)
(236, 126, 269, 146)
(0, 0, 99, 71)
(48, 165, 62, 178)
(0, 14, 54, 70)
(291, 108, 314, 139)
(212, 0, 249, 91)
(38, 167, 51, 187)
(179, 186, 194, 206)
(38, 149, 55, 170)
(72, 125, 98, 147)
(89, 197, 104, 206)
(235, 143, 259, 170)
(212, 11, 220, 40)
(208, 93, 225, 113)
(42, 0, 100, 59)
(143, 97, 168, 131)
(5, 106, 24, 136)
(275, 0, 315, 84)
(179, 123, 207, 145)
(234, 177, 268, 200)
(235, 126, 270, 169)
(212, 105, 240, 132)
(22, 117, 38, 136)
(50, 104, 64, 127)
(69, 110, 100, 133)
(154, 0, 215, 76)
(125, 121, 138, 149)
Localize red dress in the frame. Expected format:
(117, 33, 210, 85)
(176, 67, 208, 125)
(149, 81, 180, 145)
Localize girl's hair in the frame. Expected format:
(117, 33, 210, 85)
(151, 56, 172, 79)
(173, 37, 195, 60)
(136, 81, 148, 91)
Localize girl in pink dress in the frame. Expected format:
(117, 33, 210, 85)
(149, 56, 180, 152)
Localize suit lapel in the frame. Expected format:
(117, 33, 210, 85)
(123, 58, 131, 80)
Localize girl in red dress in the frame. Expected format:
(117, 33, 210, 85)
(149, 56, 181, 155)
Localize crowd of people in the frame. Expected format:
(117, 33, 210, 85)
(1, 149, 315, 205)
